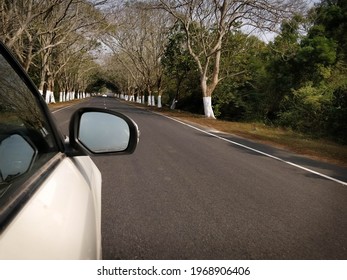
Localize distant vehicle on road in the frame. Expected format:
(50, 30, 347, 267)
(0, 41, 139, 259)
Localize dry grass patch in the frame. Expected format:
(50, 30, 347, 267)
(48, 99, 85, 110)
(150, 107, 347, 167)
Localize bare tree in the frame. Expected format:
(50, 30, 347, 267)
(157, 0, 308, 118)
(103, 1, 172, 107)
(0, 0, 62, 48)
(0, 0, 65, 70)
(53, 37, 100, 102)
(104, 52, 146, 101)
(33, 1, 108, 99)
(1, 0, 109, 102)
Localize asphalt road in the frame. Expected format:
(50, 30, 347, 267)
(52, 97, 347, 260)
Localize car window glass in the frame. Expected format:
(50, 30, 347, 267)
(0, 53, 58, 206)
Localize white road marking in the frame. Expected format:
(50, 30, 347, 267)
(51, 104, 76, 114)
(162, 114, 347, 186)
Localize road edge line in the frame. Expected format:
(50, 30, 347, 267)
(160, 113, 347, 187)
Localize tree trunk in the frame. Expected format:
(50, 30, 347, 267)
(203, 97, 215, 119)
(170, 98, 177, 110)
(201, 76, 216, 119)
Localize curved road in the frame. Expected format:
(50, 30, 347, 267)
(52, 97, 347, 259)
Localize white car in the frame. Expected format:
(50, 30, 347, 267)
(0, 41, 139, 259)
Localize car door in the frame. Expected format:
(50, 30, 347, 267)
(0, 41, 138, 259)
(0, 41, 103, 259)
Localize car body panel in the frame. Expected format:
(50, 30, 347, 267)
(0, 155, 102, 259)
(0, 40, 138, 259)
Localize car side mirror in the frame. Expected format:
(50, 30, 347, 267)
(68, 108, 139, 156)
(0, 134, 37, 182)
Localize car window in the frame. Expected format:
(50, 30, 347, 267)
(0, 52, 59, 214)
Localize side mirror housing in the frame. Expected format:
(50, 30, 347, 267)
(68, 107, 139, 156)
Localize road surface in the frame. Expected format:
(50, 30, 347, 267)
(52, 97, 347, 259)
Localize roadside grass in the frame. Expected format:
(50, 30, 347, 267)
(47, 99, 85, 110)
(149, 106, 347, 168)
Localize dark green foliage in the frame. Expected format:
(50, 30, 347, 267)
(314, 0, 347, 62)
(275, 1, 347, 143)
(161, 0, 347, 143)
(161, 23, 202, 111)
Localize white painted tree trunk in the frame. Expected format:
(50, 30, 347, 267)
(59, 92, 63, 102)
(148, 95, 152, 106)
(142, 96, 145, 104)
(157, 96, 162, 108)
(203, 96, 215, 119)
(151, 95, 155, 106)
(50, 91, 55, 103)
(45, 91, 50, 103)
(43, 90, 54, 103)
(170, 99, 177, 109)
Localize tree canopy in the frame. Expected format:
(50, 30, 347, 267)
(1, 0, 346, 143)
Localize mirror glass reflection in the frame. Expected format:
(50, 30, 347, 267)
(0, 134, 35, 183)
(79, 112, 130, 153)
